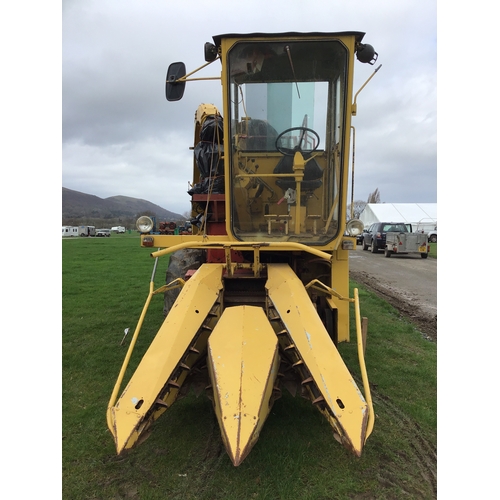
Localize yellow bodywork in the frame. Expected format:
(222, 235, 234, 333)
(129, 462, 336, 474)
(107, 264, 224, 453)
(107, 261, 374, 463)
(266, 264, 368, 455)
(207, 305, 280, 466)
(108, 30, 378, 466)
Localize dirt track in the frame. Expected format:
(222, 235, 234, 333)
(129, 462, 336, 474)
(349, 245, 437, 341)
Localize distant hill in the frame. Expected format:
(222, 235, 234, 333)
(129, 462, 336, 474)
(62, 187, 185, 227)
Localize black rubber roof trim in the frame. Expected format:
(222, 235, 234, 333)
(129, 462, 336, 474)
(212, 31, 365, 47)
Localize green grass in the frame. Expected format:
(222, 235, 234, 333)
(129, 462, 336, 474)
(63, 235, 437, 499)
(428, 242, 437, 258)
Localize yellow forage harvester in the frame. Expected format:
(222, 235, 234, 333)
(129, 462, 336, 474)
(107, 31, 381, 466)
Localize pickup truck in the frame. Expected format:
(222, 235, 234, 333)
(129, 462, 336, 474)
(385, 229, 429, 258)
(96, 228, 111, 237)
(427, 228, 437, 243)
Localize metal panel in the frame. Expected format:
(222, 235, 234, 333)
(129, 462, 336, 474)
(266, 263, 369, 456)
(207, 305, 280, 466)
(108, 264, 224, 453)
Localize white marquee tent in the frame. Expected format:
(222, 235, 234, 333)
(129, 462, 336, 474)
(359, 203, 437, 233)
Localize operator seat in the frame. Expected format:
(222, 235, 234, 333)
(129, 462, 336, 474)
(273, 151, 323, 191)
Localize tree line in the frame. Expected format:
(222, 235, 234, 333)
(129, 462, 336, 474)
(348, 188, 381, 219)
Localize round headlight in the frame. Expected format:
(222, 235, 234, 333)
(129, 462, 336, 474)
(136, 216, 154, 233)
(346, 219, 364, 237)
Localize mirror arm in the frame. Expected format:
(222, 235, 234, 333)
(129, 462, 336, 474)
(351, 64, 382, 116)
(174, 57, 220, 83)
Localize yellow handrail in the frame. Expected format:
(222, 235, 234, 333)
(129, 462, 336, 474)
(300, 279, 375, 440)
(106, 279, 155, 429)
(354, 287, 375, 440)
(151, 240, 333, 263)
(106, 258, 183, 428)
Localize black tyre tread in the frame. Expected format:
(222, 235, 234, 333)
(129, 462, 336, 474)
(163, 249, 205, 316)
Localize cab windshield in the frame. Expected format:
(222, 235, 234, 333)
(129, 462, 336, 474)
(227, 39, 348, 244)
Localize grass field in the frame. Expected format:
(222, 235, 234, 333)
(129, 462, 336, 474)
(62, 234, 437, 499)
(428, 242, 436, 258)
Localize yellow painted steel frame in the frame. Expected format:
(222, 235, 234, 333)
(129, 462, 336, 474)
(303, 279, 374, 440)
(354, 288, 374, 440)
(266, 264, 373, 452)
(108, 264, 225, 453)
(107, 259, 169, 427)
(151, 34, 360, 249)
(110, 32, 377, 459)
(218, 34, 358, 246)
(148, 239, 352, 342)
(303, 278, 373, 437)
(207, 305, 280, 466)
(106, 273, 185, 424)
(107, 245, 373, 449)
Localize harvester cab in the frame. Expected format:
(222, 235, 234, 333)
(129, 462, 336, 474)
(108, 32, 380, 467)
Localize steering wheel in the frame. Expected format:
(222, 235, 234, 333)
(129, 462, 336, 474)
(275, 127, 320, 156)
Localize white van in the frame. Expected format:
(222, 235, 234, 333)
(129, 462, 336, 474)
(111, 226, 126, 233)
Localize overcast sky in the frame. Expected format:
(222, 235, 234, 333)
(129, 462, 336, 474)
(62, 0, 437, 216)
(4, 3, 496, 490)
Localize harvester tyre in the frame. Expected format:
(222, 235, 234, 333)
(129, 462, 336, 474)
(323, 308, 338, 346)
(318, 297, 338, 346)
(163, 248, 205, 316)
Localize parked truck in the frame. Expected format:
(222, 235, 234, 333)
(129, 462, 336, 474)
(427, 226, 437, 243)
(415, 219, 437, 243)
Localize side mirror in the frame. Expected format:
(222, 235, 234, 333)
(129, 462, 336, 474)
(204, 42, 218, 62)
(165, 62, 186, 101)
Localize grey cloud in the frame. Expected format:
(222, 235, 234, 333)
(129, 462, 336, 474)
(62, 0, 436, 213)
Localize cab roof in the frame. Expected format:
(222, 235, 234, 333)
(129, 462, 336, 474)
(212, 31, 365, 47)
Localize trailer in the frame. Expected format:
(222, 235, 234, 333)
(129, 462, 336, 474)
(62, 226, 79, 237)
(384, 230, 429, 258)
(78, 225, 96, 237)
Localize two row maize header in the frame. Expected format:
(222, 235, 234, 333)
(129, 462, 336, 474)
(107, 31, 379, 466)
